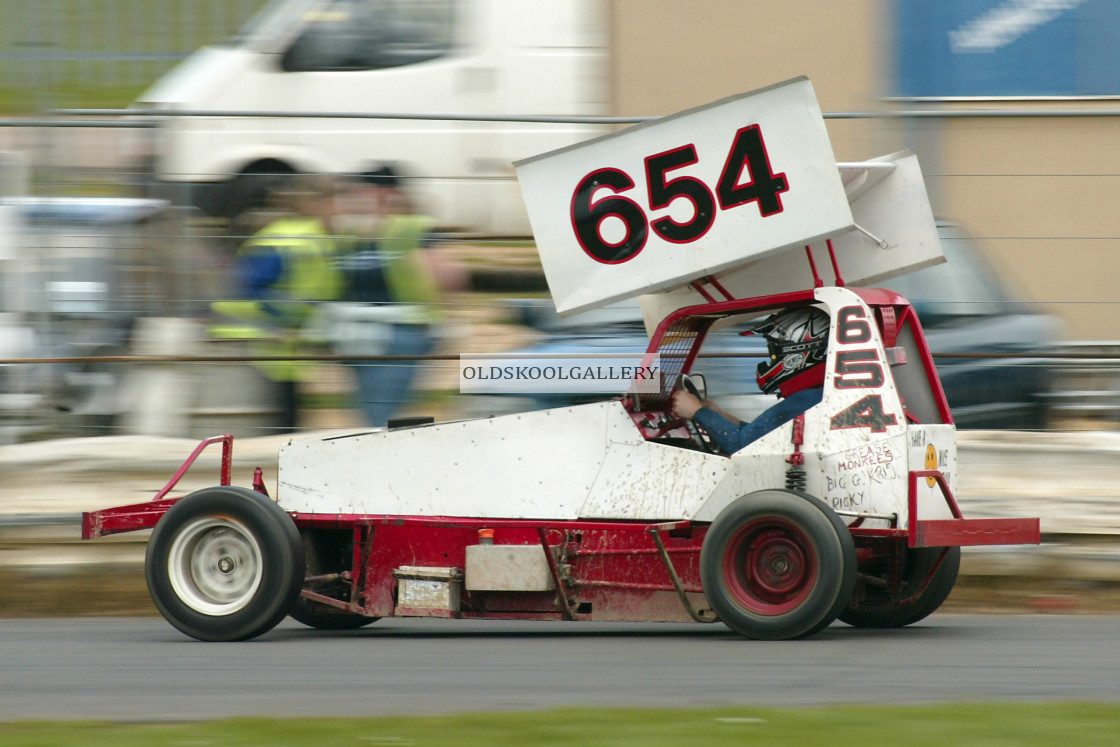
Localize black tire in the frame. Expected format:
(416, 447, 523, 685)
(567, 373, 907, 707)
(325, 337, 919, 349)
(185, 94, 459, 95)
(839, 546, 960, 628)
(288, 528, 379, 630)
(145, 486, 304, 642)
(288, 598, 378, 630)
(700, 490, 857, 640)
(224, 162, 296, 221)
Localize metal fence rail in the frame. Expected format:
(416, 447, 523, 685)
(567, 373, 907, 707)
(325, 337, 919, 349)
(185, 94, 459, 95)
(1, 109, 1119, 440)
(1046, 342, 1120, 420)
(26, 107, 1120, 123)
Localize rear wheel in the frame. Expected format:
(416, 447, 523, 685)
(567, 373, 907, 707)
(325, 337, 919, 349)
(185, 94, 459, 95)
(288, 528, 379, 630)
(840, 546, 960, 628)
(700, 490, 856, 640)
(145, 486, 304, 641)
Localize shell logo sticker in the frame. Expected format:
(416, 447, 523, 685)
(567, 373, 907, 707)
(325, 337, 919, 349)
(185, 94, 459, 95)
(925, 444, 938, 487)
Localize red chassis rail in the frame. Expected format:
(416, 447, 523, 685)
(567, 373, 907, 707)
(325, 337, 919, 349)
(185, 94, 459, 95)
(293, 514, 714, 623)
(80, 431, 1038, 624)
(81, 434, 234, 540)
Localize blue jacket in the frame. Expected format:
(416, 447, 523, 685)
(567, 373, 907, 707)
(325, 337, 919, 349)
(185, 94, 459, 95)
(692, 387, 823, 454)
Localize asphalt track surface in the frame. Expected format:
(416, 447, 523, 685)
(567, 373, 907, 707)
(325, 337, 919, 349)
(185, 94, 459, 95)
(2, 615, 1118, 721)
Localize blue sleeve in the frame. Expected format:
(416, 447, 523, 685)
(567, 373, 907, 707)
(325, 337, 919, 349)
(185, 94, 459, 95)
(693, 387, 823, 454)
(234, 247, 284, 298)
(691, 407, 747, 454)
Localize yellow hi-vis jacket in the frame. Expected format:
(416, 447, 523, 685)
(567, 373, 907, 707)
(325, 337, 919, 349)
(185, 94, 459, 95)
(210, 216, 343, 382)
(377, 214, 442, 324)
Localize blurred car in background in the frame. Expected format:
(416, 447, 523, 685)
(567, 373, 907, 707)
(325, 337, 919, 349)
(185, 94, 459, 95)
(478, 222, 1063, 429)
(0, 197, 216, 442)
(880, 222, 1063, 429)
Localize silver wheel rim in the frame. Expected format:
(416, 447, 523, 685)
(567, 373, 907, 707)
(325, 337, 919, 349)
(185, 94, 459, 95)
(167, 516, 263, 616)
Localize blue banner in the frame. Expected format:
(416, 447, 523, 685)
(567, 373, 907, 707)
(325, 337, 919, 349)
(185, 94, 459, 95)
(895, 0, 1120, 97)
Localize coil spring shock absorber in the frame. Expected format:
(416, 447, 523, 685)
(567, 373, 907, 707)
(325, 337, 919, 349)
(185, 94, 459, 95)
(785, 414, 806, 491)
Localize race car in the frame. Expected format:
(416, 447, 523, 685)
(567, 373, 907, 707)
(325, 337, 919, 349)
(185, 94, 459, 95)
(81, 77, 1040, 641)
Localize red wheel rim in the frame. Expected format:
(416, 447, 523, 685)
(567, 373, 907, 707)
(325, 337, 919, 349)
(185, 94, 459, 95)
(722, 517, 818, 615)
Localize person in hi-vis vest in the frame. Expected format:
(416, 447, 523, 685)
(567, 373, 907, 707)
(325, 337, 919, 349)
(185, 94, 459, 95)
(330, 164, 467, 427)
(211, 175, 344, 431)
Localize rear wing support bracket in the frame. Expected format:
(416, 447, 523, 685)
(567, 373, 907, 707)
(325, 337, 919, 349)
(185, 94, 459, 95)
(804, 239, 845, 288)
(689, 276, 736, 303)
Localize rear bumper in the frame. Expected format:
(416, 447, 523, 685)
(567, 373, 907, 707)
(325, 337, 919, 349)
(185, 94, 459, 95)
(849, 470, 1040, 547)
(908, 470, 1039, 547)
(910, 516, 1040, 547)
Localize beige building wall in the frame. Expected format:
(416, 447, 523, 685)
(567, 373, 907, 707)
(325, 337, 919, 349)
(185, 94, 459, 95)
(607, 1, 900, 160)
(937, 111, 1120, 339)
(607, 0, 1120, 339)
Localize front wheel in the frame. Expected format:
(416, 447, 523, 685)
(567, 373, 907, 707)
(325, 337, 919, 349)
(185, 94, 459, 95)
(145, 486, 304, 641)
(700, 490, 856, 640)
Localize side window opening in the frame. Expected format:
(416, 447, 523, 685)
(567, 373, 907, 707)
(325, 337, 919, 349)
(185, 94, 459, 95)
(281, 0, 457, 73)
(888, 314, 948, 425)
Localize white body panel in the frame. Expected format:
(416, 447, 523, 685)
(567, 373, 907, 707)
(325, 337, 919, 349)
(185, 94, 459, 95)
(278, 287, 934, 530)
(279, 403, 626, 519)
(278, 401, 727, 521)
(906, 423, 959, 525)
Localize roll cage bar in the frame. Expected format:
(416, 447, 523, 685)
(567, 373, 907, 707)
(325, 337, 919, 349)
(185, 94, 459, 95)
(628, 279, 954, 426)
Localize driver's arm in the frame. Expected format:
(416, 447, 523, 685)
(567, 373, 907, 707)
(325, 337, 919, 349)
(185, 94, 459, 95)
(674, 388, 824, 455)
(671, 391, 745, 454)
(700, 400, 740, 422)
(670, 391, 711, 420)
(671, 391, 742, 426)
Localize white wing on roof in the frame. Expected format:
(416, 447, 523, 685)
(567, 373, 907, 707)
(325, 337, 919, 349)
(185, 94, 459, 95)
(639, 150, 942, 332)
(514, 77, 941, 325)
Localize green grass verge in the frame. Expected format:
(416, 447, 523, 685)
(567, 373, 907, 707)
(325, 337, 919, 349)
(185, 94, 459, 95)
(2, 704, 1120, 745)
(0, 0, 261, 114)
(0, 85, 149, 114)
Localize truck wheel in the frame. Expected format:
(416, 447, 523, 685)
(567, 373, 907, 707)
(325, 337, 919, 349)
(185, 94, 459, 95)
(839, 546, 960, 628)
(225, 161, 296, 221)
(289, 598, 379, 630)
(700, 490, 856, 640)
(145, 486, 304, 642)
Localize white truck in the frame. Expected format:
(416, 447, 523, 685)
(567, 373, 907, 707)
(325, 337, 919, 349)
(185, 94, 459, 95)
(85, 79, 1040, 641)
(137, 0, 610, 234)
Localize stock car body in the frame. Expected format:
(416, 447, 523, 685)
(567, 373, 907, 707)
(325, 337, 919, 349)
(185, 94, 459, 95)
(81, 78, 1040, 641)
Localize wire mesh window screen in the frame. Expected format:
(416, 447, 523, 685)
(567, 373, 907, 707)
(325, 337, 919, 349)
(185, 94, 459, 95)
(642, 315, 711, 409)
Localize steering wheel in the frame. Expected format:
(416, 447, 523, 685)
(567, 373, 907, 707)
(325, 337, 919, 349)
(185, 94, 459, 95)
(677, 374, 721, 454)
(681, 373, 703, 399)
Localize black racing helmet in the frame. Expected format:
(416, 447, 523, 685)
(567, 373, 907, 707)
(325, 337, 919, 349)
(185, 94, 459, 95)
(755, 306, 830, 395)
